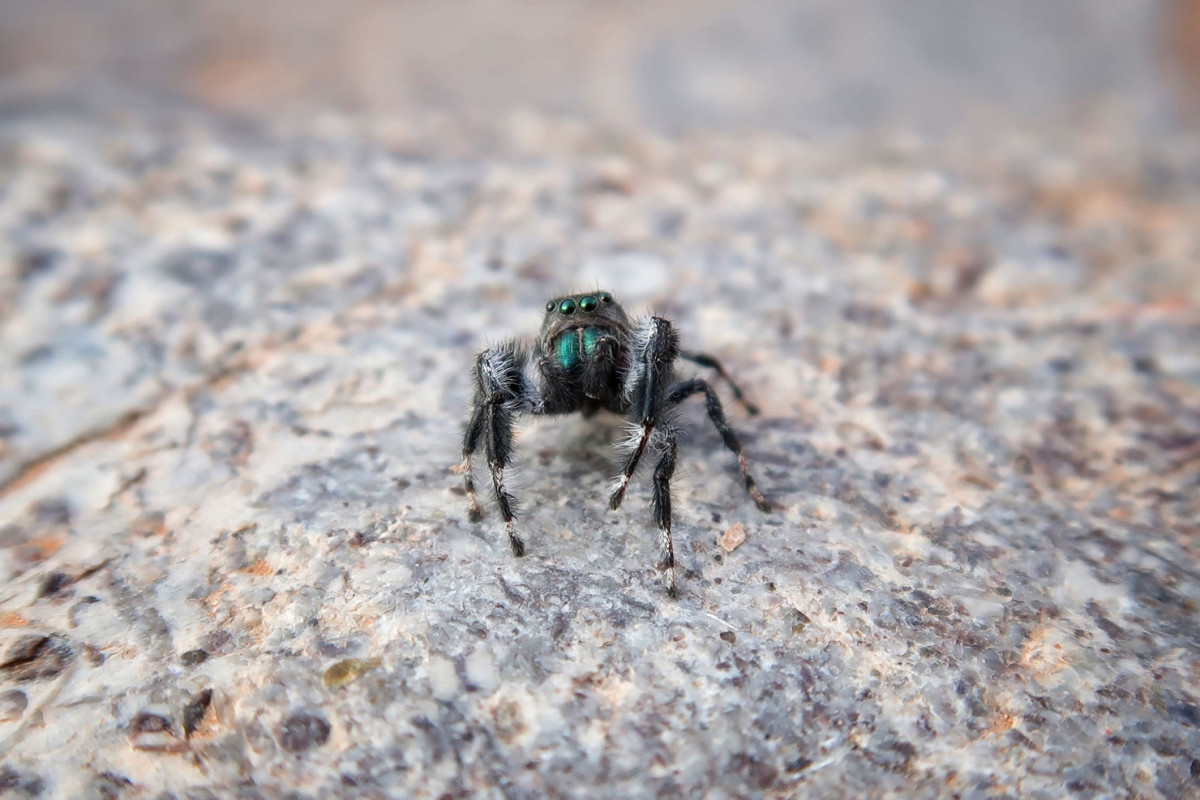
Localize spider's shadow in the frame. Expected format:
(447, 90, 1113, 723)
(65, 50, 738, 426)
(521, 402, 765, 499)
(520, 413, 625, 483)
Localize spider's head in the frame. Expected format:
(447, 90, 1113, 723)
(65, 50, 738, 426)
(539, 291, 630, 371)
(540, 291, 628, 332)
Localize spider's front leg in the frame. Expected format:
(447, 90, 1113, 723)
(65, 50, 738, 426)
(610, 316, 682, 597)
(461, 341, 540, 557)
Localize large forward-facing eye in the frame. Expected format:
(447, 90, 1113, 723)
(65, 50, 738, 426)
(578, 295, 598, 312)
(559, 299, 577, 315)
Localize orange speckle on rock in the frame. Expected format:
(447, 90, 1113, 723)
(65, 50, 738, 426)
(719, 522, 747, 552)
(34, 536, 66, 556)
(240, 559, 273, 577)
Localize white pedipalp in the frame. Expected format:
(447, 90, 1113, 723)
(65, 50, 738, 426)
(620, 316, 657, 403)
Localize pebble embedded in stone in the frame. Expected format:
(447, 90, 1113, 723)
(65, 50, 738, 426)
(278, 710, 332, 752)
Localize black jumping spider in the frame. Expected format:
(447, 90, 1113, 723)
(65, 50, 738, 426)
(460, 291, 770, 597)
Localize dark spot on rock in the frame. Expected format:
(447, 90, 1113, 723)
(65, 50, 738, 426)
(16, 247, 62, 281)
(1132, 355, 1158, 374)
(201, 629, 232, 654)
(279, 710, 331, 752)
(183, 689, 213, 737)
(1129, 570, 1183, 608)
(1170, 703, 1200, 727)
(130, 711, 174, 733)
(1047, 357, 1075, 373)
(180, 649, 209, 666)
(785, 756, 813, 773)
(0, 633, 74, 681)
(0, 766, 41, 795)
(719, 631, 737, 644)
(30, 497, 72, 526)
(825, 551, 877, 589)
(867, 739, 917, 773)
(82, 644, 106, 666)
(161, 249, 235, 287)
(1086, 601, 1124, 641)
(19, 345, 55, 366)
(843, 302, 894, 328)
(0, 688, 28, 721)
(38, 572, 73, 598)
(1008, 729, 1036, 750)
(0, 412, 18, 440)
(1150, 734, 1183, 757)
(92, 771, 133, 799)
(910, 588, 935, 607)
(729, 753, 777, 789)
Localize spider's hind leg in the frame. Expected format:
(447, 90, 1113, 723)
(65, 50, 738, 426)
(666, 378, 771, 512)
(461, 407, 486, 522)
(680, 349, 761, 416)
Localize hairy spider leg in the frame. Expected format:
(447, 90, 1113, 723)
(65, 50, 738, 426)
(665, 378, 772, 512)
(460, 405, 487, 522)
(652, 437, 679, 597)
(462, 343, 542, 556)
(679, 350, 761, 416)
(609, 317, 678, 511)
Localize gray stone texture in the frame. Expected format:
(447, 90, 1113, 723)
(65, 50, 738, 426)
(1, 4, 1200, 796)
(0, 110, 1198, 798)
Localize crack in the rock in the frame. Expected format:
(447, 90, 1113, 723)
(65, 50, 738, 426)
(0, 349, 252, 499)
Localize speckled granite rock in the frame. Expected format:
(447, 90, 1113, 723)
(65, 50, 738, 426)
(1, 112, 1198, 799)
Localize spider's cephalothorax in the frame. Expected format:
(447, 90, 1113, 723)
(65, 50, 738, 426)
(460, 291, 770, 598)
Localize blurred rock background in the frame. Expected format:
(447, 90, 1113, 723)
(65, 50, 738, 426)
(1, 0, 1198, 135)
(2, 3, 1199, 799)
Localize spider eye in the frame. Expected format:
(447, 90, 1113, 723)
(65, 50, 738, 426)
(546, 300, 556, 312)
(558, 299, 576, 315)
(578, 295, 598, 312)
(598, 292, 612, 303)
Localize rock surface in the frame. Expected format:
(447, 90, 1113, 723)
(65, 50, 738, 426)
(1, 111, 1199, 798)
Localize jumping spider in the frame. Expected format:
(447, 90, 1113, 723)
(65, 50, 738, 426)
(460, 291, 770, 597)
